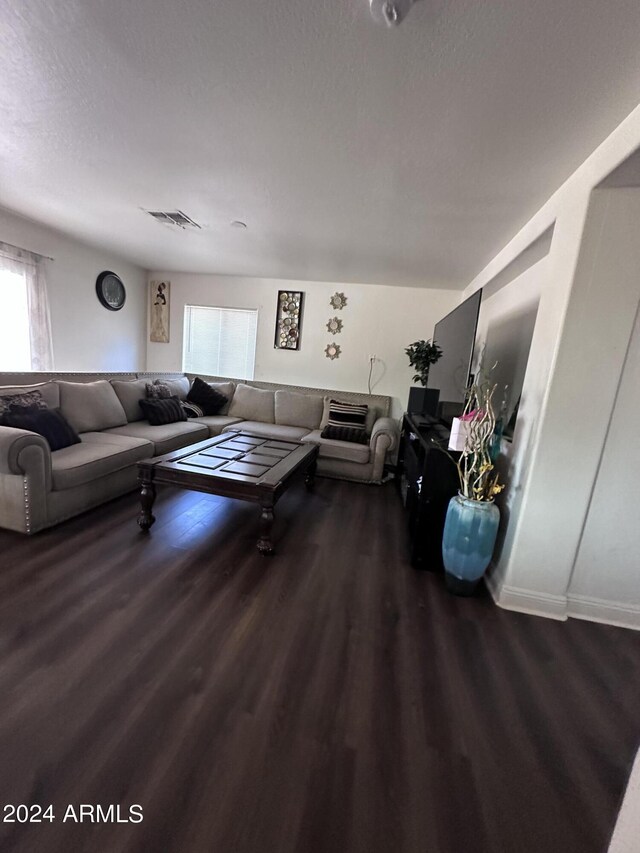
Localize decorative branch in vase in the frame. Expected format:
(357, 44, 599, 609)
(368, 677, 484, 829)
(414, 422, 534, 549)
(455, 374, 504, 502)
(441, 367, 505, 595)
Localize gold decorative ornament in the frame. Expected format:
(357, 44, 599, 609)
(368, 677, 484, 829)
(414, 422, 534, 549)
(326, 317, 343, 335)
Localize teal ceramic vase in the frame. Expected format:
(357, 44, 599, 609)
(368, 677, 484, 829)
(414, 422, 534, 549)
(442, 494, 500, 595)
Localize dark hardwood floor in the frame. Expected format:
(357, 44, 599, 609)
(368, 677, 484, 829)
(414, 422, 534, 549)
(0, 479, 638, 853)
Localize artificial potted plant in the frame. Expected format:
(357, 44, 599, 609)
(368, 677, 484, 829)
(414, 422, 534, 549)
(442, 371, 504, 595)
(405, 339, 443, 415)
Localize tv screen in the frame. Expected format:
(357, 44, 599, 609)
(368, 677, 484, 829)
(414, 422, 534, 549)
(428, 290, 482, 413)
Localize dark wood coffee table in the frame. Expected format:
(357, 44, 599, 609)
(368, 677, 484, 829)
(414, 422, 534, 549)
(136, 431, 318, 555)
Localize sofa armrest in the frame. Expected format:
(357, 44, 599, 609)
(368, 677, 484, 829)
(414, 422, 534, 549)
(370, 417, 399, 455)
(0, 426, 52, 490)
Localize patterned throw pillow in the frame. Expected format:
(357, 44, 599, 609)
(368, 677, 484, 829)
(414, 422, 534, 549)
(326, 399, 368, 430)
(0, 408, 80, 451)
(145, 380, 172, 400)
(321, 425, 369, 444)
(139, 396, 187, 426)
(186, 377, 228, 416)
(0, 390, 48, 415)
(181, 401, 205, 418)
(320, 399, 370, 444)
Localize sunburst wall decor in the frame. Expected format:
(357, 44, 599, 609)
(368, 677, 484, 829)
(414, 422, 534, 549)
(325, 343, 341, 360)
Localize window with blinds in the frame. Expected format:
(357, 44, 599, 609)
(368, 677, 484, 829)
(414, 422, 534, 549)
(182, 305, 258, 380)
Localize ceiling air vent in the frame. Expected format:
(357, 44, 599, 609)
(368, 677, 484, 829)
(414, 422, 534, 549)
(144, 209, 201, 230)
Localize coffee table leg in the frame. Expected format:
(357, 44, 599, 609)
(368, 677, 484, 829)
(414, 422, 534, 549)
(138, 473, 157, 532)
(305, 458, 317, 491)
(257, 499, 275, 556)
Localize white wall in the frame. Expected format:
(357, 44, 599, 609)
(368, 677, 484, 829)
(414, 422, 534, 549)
(0, 207, 147, 371)
(459, 102, 640, 628)
(490, 190, 640, 626)
(568, 295, 640, 623)
(146, 273, 457, 418)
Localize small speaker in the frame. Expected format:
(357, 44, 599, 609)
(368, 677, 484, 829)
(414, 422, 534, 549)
(408, 387, 440, 416)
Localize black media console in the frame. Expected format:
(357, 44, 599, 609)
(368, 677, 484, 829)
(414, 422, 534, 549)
(396, 412, 460, 571)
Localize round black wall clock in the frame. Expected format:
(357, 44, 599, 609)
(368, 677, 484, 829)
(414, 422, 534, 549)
(96, 271, 126, 311)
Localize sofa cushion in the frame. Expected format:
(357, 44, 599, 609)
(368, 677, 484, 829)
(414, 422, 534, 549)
(58, 380, 128, 433)
(145, 377, 190, 400)
(190, 415, 244, 436)
(165, 377, 191, 399)
(110, 379, 148, 422)
(51, 432, 154, 491)
(228, 384, 275, 423)
(187, 376, 228, 415)
(222, 422, 309, 441)
(0, 381, 60, 410)
(105, 420, 208, 455)
(0, 408, 80, 452)
(274, 390, 323, 430)
(139, 396, 187, 426)
(301, 430, 371, 464)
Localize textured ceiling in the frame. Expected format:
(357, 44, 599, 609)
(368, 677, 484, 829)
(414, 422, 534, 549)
(1, 0, 640, 288)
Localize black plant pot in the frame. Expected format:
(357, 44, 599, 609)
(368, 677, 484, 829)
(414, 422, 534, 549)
(408, 386, 440, 416)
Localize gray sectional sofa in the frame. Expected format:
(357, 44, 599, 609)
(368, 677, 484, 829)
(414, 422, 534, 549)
(0, 372, 398, 534)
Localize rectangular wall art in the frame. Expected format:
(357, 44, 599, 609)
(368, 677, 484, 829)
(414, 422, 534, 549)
(150, 280, 170, 343)
(274, 290, 304, 350)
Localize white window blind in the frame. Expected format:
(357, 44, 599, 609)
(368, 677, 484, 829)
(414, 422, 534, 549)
(182, 305, 258, 380)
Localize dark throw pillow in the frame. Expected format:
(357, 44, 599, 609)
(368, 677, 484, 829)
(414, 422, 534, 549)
(0, 408, 81, 451)
(321, 424, 370, 445)
(186, 377, 228, 416)
(139, 396, 187, 426)
(326, 399, 368, 432)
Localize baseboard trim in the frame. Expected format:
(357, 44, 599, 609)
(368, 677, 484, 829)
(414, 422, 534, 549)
(486, 576, 640, 630)
(487, 577, 568, 621)
(567, 594, 640, 631)
(483, 569, 502, 603)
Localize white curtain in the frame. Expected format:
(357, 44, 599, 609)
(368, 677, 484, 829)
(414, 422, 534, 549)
(0, 241, 54, 370)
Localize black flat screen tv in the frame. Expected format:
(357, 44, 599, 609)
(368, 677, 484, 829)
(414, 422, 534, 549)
(427, 289, 482, 420)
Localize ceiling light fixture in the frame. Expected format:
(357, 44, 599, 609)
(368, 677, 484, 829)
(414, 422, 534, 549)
(369, 0, 423, 27)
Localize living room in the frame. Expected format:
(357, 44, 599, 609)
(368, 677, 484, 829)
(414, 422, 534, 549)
(1, 2, 639, 852)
